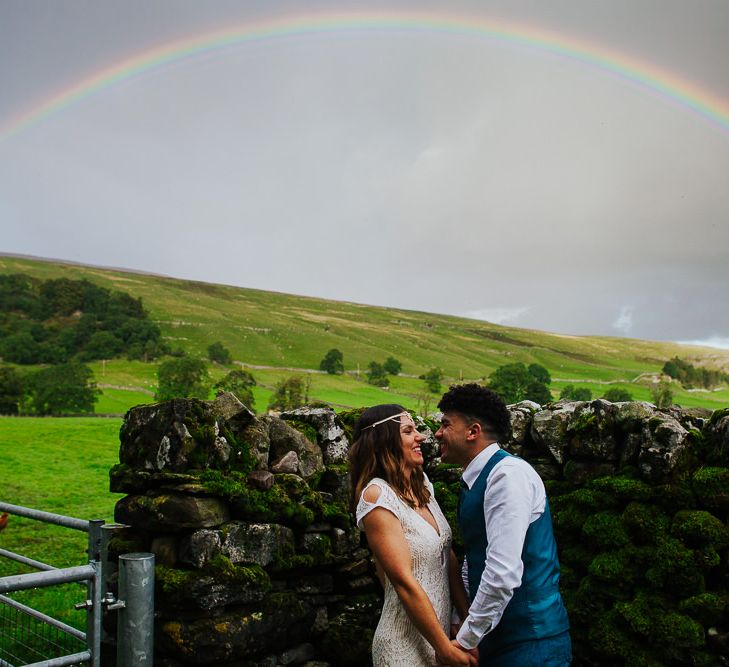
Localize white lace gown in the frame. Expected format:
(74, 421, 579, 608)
(356, 475, 452, 666)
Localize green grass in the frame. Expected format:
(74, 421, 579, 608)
(1, 254, 728, 413)
(0, 417, 123, 631)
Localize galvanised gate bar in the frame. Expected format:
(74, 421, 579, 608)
(0, 501, 154, 667)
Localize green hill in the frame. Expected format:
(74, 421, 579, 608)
(2, 254, 728, 412)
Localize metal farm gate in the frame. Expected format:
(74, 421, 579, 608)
(0, 502, 154, 667)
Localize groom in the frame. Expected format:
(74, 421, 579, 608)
(435, 383, 571, 666)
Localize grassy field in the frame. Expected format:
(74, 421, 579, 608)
(0, 417, 123, 633)
(2, 254, 728, 416)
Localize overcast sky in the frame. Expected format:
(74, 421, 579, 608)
(1, 1, 728, 348)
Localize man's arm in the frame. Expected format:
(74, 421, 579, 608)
(455, 460, 540, 650)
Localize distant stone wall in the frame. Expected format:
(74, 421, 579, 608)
(107, 394, 729, 666)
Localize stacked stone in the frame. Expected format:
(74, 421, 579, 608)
(109, 394, 378, 666)
(108, 395, 729, 666)
(497, 400, 729, 666)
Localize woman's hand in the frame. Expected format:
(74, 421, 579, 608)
(435, 640, 478, 666)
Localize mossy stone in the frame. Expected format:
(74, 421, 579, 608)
(582, 511, 630, 551)
(621, 502, 669, 544)
(672, 509, 729, 549)
(692, 466, 729, 514)
(678, 592, 729, 626)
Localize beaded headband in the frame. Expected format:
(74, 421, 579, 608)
(365, 411, 413, 429)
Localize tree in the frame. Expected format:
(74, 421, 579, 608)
(420, 367, 444, 394)
(0, 332, 42, 364)
(488, 363, 532, 404)
(383, 356, 402, 376)
(0, 366, 24, 415)
(572, 388, 592, 401)
(559, 385, 575, 399)
(268, 376, 308, 411)
(528, 363, 551, 385)
(650, 379, 673, 409)
(560, 385, 592, 401)
(214, 369, 256, 410)
(366, 362, 390, 387)
(319, 348, 344, 375)
(80, 331, 124, 361)
(525, 381, 553, 406)
(24, 363, 100, 415)
(156, 358, 210, 401)
(602, 387, 633, 402)
(207, 341, 232, 365)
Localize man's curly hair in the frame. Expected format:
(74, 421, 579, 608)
(437, 383, 511, 441)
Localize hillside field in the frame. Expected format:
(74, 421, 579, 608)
(0, 417, 123, 630)
(1, 254, 729, 413)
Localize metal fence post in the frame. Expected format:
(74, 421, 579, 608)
(117, 552, 155, 667)
(87, 519, 104, 667)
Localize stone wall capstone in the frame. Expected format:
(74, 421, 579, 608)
(107, 394, 729, 666)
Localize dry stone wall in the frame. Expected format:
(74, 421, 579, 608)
(107, 394, 729, 666)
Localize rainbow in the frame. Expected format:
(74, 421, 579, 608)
(2, 10, 729, 142)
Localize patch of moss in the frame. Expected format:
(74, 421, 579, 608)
(304, 533, 333, 565)
(588, 549, 639, 588)
(652, 481, 696, 514)
(692, 467, 729, 509)
(570, 411, 597, 433)
(336, 408, 366, 440)
(678, 592, 729, 626)
(552, 503, 592, 534)
(582, 512, 630, 551)
(671, 510, 729, 549)
(155, 557, 271, 597)
(433, 481, 459, 514)
(285, 418, 319, 445)
(587, 609, 635, 660)
(107, 533, 147, 557)
(646, 537, 705, 597)
(621, 502, 669, 544)
(655, 611, 704, 650)
(321, 500, 352, 529)
(552, 487, 615, 511)
(221, 425, 256, 474)
(559, 543, 594, 571)
(199, 469, 248, 496)
(200, 469, 320, 529)
(270, 553, 315, 572)
(589, 475, 653, 503)
(570, 576, 613, 624)
(543, 480, 573, 498)
(709, 407, 729, 426)
(207, 555, 271, 588)
(233, 483, 316, 529)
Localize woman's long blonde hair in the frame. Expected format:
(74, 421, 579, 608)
(349, 404, 430, 511)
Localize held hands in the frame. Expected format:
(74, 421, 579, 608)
(435, 640, 478, 667)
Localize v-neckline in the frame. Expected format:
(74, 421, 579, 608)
(408, 499, 441, 538)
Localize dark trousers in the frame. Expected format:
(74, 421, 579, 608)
(480, 630, 572, 667)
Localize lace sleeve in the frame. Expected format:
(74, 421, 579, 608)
(355, 478, 402, 528)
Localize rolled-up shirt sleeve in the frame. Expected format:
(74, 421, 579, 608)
(456, 459, 541, 650)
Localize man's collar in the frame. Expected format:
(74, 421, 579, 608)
(461, 443, 500, 489)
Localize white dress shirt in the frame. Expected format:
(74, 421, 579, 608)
(456, 443, 547, 650)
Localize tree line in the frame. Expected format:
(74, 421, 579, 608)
(0, 274, 167, 364)
(662, 356, 729, 390)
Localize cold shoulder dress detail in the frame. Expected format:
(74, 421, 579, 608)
(356, 476, 452, 666)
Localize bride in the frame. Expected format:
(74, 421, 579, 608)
(349, 404, 477, 667)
